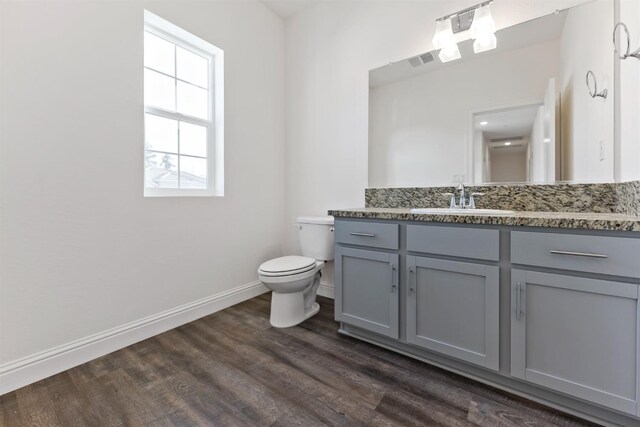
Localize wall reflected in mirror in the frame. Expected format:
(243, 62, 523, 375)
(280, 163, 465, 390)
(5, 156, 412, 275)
(369, 0, 619, 188)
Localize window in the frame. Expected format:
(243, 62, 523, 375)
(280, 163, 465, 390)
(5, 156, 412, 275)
(143, 11, 224, 197)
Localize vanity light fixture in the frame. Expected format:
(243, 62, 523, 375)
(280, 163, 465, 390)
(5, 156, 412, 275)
(469, 4, 497, 53)
(432, 1, 495, 63)
(480, 121, 489, 126)
(432, 19, 461, 63)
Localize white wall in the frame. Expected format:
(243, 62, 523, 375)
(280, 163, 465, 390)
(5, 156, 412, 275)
(368, 40, 559, 188)
(0, 0, 285, 366)
(285, 0, 590, 288)
(559, 0, 615, 182)
(530, 106, 547, 182)
(619, 0, 640, 182)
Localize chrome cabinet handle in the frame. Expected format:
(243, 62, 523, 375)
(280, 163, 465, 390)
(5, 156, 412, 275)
(390, 264, 397, 292)
(549, 250, 608, 259)
(350, 232, 376, 237)
(515, 283, 521, 320)
(409, 268, 415, 293)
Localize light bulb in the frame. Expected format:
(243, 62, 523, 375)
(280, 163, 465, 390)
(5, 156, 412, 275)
(469, 5, 497, 53)
(438, 44, 461, 63)
(473, 33, 497, 53)
(432, 19, 455, 50)
(433, 18, 461, 63)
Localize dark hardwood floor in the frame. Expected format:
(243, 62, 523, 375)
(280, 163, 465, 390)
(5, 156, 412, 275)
(0, 294, 595, 426)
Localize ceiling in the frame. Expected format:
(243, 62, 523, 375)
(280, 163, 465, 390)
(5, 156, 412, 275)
(475, 105, 541, 153)
(261, 0, 321, 19)
(475, 105, 540, 139)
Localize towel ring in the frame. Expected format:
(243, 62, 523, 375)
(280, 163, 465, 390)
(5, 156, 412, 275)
(613, 22, 640, 60)
(586, 71, 607, 99)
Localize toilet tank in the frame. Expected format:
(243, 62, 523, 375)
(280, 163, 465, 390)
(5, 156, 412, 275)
(297, 216, 334, 261)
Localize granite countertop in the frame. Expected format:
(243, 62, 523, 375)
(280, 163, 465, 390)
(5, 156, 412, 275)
(327, 208, 640, 232)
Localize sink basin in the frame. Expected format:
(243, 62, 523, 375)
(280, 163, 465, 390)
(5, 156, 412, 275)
(410, 208, 515, 215)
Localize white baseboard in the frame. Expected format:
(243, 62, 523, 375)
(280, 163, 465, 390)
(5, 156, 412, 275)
(317, 280, 334, 299)
(0, 281, 268, 396)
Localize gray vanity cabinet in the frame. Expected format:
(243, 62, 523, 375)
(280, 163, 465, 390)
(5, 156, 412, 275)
(406, 256, 500, 371)
(334, 246, 400, 338)
(511, 269, 640, 415)
(333, 217, 640, 424)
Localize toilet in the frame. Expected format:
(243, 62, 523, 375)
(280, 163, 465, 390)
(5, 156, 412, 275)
(258, 216, 334, 328)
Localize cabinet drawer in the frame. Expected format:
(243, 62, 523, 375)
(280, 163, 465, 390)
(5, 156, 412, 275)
(335, 220, 399, 250)
(407, 225, 499, 261)
(511, 231, 640, 279)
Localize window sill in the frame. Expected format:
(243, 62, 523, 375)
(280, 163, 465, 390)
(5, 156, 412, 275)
(144, 188, 222, 197)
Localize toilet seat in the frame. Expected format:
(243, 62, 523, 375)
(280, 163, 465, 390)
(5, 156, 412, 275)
(258, 256, 316, 277)
(258, 262, 323, 285)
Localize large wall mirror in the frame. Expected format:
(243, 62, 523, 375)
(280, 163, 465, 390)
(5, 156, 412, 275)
(369, 0, 639, 188)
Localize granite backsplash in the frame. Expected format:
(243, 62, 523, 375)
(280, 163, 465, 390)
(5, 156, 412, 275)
(365, 181, 640, 216)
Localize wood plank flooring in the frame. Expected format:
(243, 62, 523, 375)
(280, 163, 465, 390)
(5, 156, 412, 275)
(0, 294, 596, 426)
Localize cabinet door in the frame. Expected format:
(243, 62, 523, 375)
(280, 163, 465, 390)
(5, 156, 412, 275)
(511, 269, 640, 415)
(335, 246, 399, 338)
(406, 256, 499, 371)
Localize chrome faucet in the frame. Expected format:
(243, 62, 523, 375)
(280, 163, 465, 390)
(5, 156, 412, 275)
(442, 184, 484, 209)
(457, 183, 466, 208)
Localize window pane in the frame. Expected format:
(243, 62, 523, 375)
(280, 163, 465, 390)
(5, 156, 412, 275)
(177, 46, 208, 88)
(144, 69, 176, 111)
(177, 81, 207, 119)
(145, 151, 179, 188)
(145, 114, 178, 153)
(179, 122, 207, 158)
(180, 156, 207, 189)
(144, 31, 175, 76)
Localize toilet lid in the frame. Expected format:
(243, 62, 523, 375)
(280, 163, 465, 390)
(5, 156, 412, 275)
(259, 256, 316, 277)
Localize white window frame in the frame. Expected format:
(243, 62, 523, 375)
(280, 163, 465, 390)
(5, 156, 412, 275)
(143, 10, 224, 197)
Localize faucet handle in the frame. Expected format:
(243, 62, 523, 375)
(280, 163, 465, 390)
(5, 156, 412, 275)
(441, 192, 456, 208)
(468, 192, 485, 209)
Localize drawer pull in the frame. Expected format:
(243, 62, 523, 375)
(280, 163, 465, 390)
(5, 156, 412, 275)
(549, 250, 608, 259)
(350, 232, 376, 237)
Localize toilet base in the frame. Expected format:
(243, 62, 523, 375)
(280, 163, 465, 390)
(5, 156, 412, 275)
(269, 279, 321, 328)
(262, 268, 323, 328)
(269, 294, 321, 328)
(306, 302, 320, 319)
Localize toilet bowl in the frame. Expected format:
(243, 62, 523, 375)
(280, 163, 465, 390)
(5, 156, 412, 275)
(258, 216, 334, 328)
